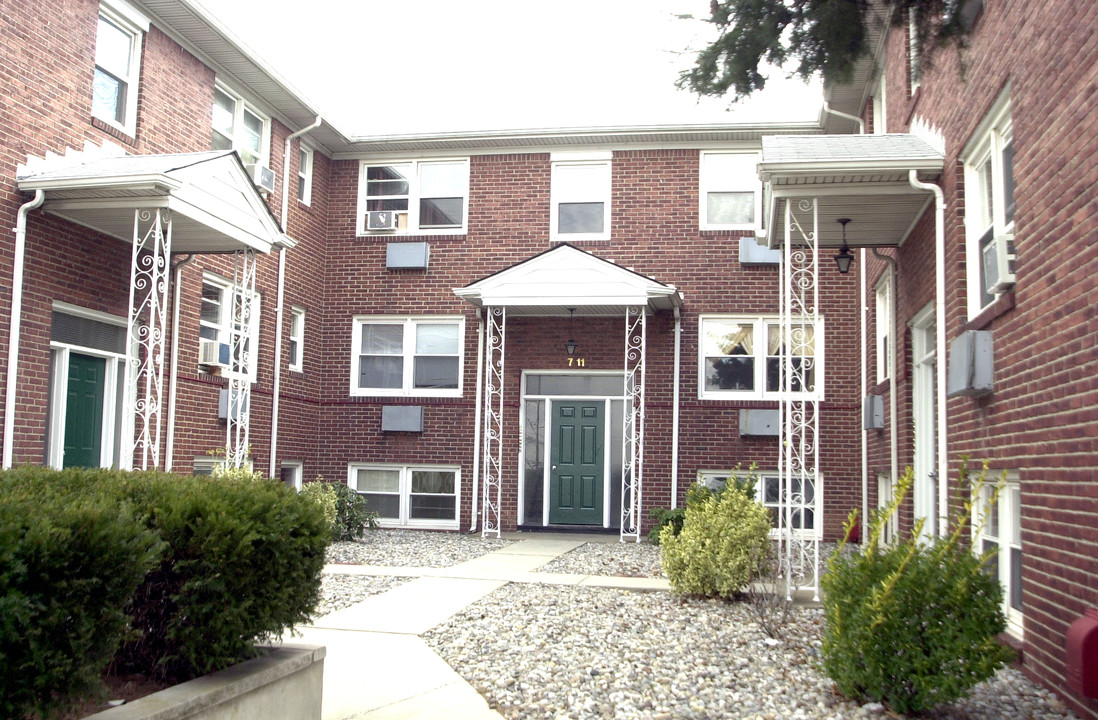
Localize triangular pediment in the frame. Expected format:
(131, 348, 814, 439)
(455, 244, 680, 315)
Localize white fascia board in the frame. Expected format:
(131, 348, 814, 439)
(758, 157, 943, 182)
(17, 174, 181, 194)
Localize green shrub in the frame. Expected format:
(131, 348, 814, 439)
(109, 472, 331, 681)
(820, 465, 1014, 714)
(0, 467, 162, 719)
(659, 475, 771, 597)
(648, 482, 719, 544)
(330, 480, 379, 541)
(301, 478, 338, 531)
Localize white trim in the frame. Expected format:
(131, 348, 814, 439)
(910, 302, 938, 540)
(348, 463, 460, 530)
(350, 316, 465, 398)
(699, 151, 761, 231)
(297, 145, 313, 205)
(100, 0, 150, 31)
(874, 274, 891, 383)
(550, 157, 612, 241)
(696, 470, 823, 540)
(93, 4, 144, 135)
(698, 314, 824, 401)
(356, 158, 470, 236)
(200, 273, 261, 383)
(280, 460, 303, 490)
(288, 306, 305, 372)
(213, 83, 271, 167)
(974, 473, 1024, 638)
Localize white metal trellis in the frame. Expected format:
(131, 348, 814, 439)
(122, 208, 172, 470)
(621, 306, 646, 542)
(780, 198, 821, 601)
(481, 306, 505, 537)
(225, 248, 256, 469)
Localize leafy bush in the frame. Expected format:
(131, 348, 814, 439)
(301, 478, 338, 531)
(659, 476, 771, 597)
(820, 465, 1014, 714)
(648, 482, 719, 544)
(330, 480, 379, 541)
(0, 467, 162, 719)
(110, 472, 330, 681)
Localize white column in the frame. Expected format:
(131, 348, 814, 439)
(225, 248, 256, 469)
(481, 306, 505, 537)
(620, 305, 646, 542)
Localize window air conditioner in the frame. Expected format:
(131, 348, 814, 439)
(366, 210, 399, 231)
(981, 233, 1016, 295)
(245, 163, 275, 196)
(199, 339, 231, 368)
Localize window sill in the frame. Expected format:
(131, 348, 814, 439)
(966, 289, 1016, 331)
(358, 232, 467, 241)
(91, 116, 137, 146)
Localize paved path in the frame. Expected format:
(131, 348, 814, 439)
(290, 534, 669, 720)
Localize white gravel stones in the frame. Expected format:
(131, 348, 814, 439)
(325, 528, 512, 567)
(314, 574, 408, 617)
(539, 541, 665, 578)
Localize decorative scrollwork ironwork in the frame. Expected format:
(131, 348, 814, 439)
(621, 306, 646, 542)
(481, 306, 505, 537)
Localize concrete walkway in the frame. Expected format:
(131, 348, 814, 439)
(290, 534, 669, 720)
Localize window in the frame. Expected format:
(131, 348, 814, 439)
(550, 153, 611, 240)
(351, 317, 463, 397)
(962, 92, 1015, 317)
(193, 456, 217, 476)
(92, 1, 148, 134)
(297, 146, 313, 204)
(699, 316, 821, 400)
(872, 70, 887, 134)
(875, 275, 891, 382)
(700, 152, 760, 229)
(212, 85, 268, 166)
(289, 306, 305, 372)
(878, 473, 897, 544)
(698, 470, 820, 537)
(350, 465, 459, 529)
(281, 461, 303, 491)
(199, 276, 260, 382)
(357, 159, 469, 234)
(975, 476, 1023, 637)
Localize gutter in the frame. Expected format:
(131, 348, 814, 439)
(270, 116, 322, 480)
(3, 190, 45, 469)
(670, 306, 682, 508)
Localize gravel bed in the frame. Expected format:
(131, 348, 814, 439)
(314, 574, 409, 617)
(326, 528, 512, 567)
(539, 541, 665, 578)
(424, 583, 1076, 720)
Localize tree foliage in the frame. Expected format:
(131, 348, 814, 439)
(679, 0, 976, 100)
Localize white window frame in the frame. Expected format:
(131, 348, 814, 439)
(212, 83, 270, 167)
(875, 275, 891, 383)
(288, 306, 305, 372)
(877, 473, 897, 544)
(357, 158, 470, 235)
(280, 460, 303, 491)
(92, 1, 148, 135)
(697, 470, 821, 539)
(962, 91, 1014, 319)
(699, 151, 761, 231)
(698, 315, 823, 401)
(348, 464, 460, 530)
(872, 70, 887, 134)
(199, 274, 261, 383)
(550, 152, 612, 241)
(974, 474, 1023, 638)
(350, 316, 464, 398)
(297, 146, 313, 205)
(193, 456, 218, 476)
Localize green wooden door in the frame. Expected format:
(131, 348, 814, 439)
(63, 353, 106, 468)
(549, 401, 604, 525)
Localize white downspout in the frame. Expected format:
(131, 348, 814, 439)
(670, 306, 682, 508)
(269, 116, 322, 479)
(469, 309, 485, 531)
(860, 248, 868, 540)
(165, 254, 196, 472)
(908, 170, 948, 536)
(4, 189, 45, 469)
(871, 248, 899, 507)
(822, 102, 866, 134)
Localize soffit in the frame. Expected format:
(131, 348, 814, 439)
(17, 149, 292, 254)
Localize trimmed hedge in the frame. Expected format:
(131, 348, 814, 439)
(1, 465, 330, 717)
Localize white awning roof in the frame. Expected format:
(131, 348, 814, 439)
(17, 148, 292, 254)
(455, 243, 682, 316)
(759, 134, 944, 248)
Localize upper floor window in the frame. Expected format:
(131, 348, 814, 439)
(699, 315, 821, 400)
(212, 86, 269, 167)
(289, 306, 305, 372)
(551, 153, 611, 240)
(199, 275, 260, 382)
(351, 317, 464, 397)
(875, 275, 891, 382)
(700, 152, 760, 230)
(962, 92, 1015, 318)
(92, 1, 148, 134)
(357, 159, 469, 235)
(297, 147, 313, 205)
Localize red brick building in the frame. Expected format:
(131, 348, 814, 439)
(1, 0, 1096, 715)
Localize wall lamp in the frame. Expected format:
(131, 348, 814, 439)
(835, 218, 854, 274)
(565, 307, 578, 357)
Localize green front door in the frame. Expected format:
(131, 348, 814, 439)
(63, 353, 106, 468)
(549, 401, 604, 525)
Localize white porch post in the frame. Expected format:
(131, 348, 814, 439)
(780, 198, 821, 601)
(621, 305, 646, 542)
(122, 208, 173, 471)
(481, 306, 505, 537)
(225, 248, 256, 469)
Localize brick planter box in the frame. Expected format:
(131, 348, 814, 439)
(82, 645, 325, 720)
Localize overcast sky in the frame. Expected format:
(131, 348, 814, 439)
(198, 0, 822, 136)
